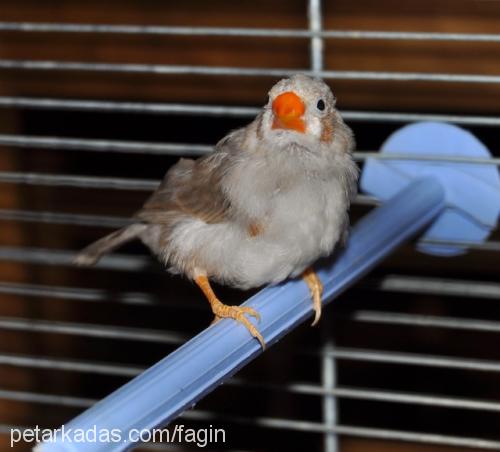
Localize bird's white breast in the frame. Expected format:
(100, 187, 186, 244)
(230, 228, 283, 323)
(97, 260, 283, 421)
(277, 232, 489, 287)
(207, 157, 348, 288)
(157, 152, 350, 290)
(265, 177, 346, 273)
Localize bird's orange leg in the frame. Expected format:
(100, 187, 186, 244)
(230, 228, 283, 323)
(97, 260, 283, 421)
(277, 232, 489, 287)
(194, 274, 266, 349)
(302, 267, 323, 326)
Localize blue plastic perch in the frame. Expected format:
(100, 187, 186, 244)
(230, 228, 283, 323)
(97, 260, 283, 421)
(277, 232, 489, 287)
(37, 122, 500, 451)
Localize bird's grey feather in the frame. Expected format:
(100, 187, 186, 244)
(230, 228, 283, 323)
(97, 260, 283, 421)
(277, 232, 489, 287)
(74, 74, 358, 290)
(73, 223, 147, 266)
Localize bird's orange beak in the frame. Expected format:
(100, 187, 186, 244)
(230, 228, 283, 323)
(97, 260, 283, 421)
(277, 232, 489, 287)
(272, 91, 306, 133)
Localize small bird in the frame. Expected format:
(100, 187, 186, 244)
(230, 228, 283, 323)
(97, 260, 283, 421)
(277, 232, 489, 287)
(74, 74, 358, 349)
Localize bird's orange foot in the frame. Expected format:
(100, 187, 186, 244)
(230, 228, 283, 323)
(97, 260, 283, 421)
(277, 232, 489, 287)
(195, 275, 265, 349)
(211, 300, 265, 349)
(302, 267, 323, 326)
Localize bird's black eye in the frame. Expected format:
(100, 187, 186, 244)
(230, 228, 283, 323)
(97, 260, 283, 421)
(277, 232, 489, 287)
(316, 99, 326, 111)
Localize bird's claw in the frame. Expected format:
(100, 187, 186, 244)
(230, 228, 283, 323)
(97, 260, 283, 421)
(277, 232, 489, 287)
(211, 301, 265, 349)
(310, 285, 323, 327)
(303, 268, 324, 326)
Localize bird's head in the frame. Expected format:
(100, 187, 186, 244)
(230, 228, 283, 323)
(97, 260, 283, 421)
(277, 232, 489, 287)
(259, 74, 341, 150)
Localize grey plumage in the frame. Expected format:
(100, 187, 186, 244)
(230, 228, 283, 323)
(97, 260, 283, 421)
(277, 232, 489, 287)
(75, 74, 358, 292)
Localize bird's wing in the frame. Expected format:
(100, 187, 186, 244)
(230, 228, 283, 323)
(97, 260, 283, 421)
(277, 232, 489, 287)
(135, 133, 242, 225)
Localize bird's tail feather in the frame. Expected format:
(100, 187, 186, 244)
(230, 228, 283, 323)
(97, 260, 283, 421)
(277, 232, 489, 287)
(73, 223, 147, 266)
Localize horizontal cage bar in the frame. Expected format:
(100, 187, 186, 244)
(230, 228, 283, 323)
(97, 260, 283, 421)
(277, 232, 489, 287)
(1, 97, 500, 127)
(3, 351, 500, 412)
(1, 313, 500, 372)
(1, 60, 500, 84)
(0, 316, 185, 344)
(0, 135, 499, 165)
(0, 22, 499, 43)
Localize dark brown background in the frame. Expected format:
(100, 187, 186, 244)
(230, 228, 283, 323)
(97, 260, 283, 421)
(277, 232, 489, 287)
(0, 1, 499, 451)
